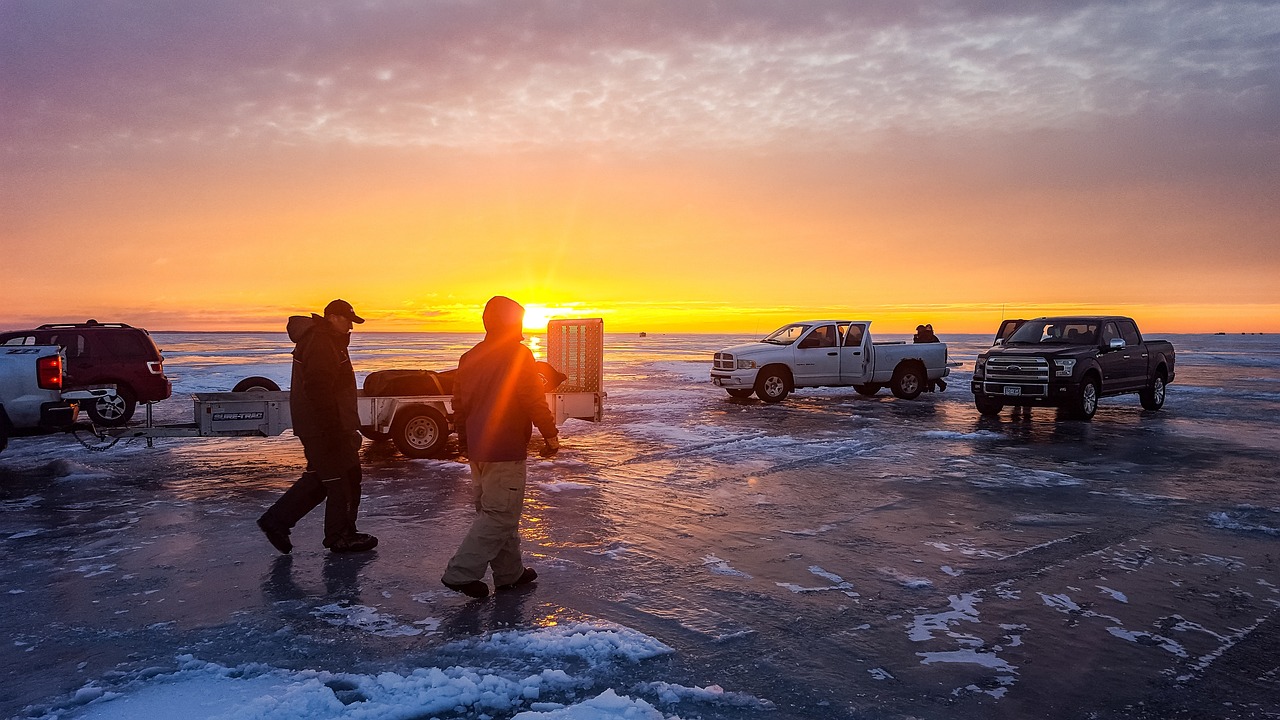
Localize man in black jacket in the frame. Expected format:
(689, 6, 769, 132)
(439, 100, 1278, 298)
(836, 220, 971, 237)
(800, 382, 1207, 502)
(258, 299, 377, 554)
(441, 296, 559, 598)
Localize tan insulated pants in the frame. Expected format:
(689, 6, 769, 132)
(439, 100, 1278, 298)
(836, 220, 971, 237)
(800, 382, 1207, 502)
(442, 460, 527, 586)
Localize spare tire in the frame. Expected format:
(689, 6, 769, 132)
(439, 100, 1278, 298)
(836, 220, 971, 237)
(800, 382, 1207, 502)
(232, 376, 281, 392)
(364, 370, 448, 397)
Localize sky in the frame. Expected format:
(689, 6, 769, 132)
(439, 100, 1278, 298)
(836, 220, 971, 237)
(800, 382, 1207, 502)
(2, 0, 1278, 333)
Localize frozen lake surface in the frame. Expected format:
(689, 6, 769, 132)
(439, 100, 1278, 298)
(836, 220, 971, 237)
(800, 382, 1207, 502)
(1, 331, 1278, 719)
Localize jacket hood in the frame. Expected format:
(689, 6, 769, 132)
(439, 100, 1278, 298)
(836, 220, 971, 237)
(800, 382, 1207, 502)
(287, 314, 320, 343)
(482, 296, 525, 341)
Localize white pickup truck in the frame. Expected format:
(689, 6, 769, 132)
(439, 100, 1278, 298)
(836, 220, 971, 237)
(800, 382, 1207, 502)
(710, 320, 949, 403)
(0, 346, 108, 454)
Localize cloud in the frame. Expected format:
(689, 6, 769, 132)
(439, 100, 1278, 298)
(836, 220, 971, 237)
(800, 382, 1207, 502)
(3, 0, 1277, 154)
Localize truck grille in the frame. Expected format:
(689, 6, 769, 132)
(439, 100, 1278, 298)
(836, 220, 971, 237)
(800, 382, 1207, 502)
(713, 352, 735, 371)
(983, 356, 1050, 397)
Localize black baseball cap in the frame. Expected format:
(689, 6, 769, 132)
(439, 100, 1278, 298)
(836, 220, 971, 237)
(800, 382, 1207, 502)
(324, 299, 365, 324)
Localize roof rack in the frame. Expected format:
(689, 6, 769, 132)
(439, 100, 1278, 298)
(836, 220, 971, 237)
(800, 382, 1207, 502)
(35, 320, 136, 330)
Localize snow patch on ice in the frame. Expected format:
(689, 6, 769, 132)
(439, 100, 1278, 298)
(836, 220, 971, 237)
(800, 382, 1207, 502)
(538, 480, 594, 493)
(637, 681, 774, 709)
(311, 603, 428, 637)
(1097, 586, 1129, 603)
(868, 668, 894, 680)
(1208, 509, 1280, 536)
(879, 567, 933, 589)
(908, 593, 982, 643)
(701, 555, 751, 578)
(776, 566, 857, 596)
(455, 621, 675, 666)
(922, 430, 1003, 440)
(1106, 627, 1188, 657)
(70, 622, 694, 719)
(970, 467, 1083, 489)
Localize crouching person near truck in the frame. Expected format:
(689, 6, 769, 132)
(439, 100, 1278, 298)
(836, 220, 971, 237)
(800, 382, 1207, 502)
(441, 296, 559, 598)
(258, 299, 378, 554)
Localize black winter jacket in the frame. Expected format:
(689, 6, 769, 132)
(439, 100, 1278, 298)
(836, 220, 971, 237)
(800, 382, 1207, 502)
(287, 315, 360, 440)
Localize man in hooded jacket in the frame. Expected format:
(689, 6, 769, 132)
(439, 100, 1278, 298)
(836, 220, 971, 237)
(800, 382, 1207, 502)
(441, 296, 559, 598)
(258, 299, 378, 554)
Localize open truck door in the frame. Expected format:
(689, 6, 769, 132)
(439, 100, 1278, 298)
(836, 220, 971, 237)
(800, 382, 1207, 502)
(994, 319, 1026, 346)
(546, 318, 605, 424)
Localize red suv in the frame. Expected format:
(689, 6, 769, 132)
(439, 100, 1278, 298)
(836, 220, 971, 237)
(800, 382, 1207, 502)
(0, 321, 172, 426)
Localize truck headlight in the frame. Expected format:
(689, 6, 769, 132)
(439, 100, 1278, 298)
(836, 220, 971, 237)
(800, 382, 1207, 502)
(736, 359, 757, 370)
(1054, 359, 1076, 377)
(974, 358, 985, 376)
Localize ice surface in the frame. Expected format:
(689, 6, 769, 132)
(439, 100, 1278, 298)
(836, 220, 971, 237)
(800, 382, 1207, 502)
(3, 332, 1279, 719)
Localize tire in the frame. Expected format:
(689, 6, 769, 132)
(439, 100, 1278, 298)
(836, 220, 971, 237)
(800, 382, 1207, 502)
(974, 395, 1004, 416)
(360, 427, 393, 442)
(1139, 371, 1166, 411)
(1069, 376, 1100, 421)
(87, 385, 136, 426)
(853, 383, 882, 397)
(232, 376, 281, 392)
(726, 388, 754, 399)
(890, 364, 925, 400)
(391, 406, 449, 458)
(754, 367, 791, 403)
(0, 414, 9, 455)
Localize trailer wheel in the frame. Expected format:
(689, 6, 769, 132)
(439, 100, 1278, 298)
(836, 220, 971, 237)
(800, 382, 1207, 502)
(853, 383, 881, 397)
(232, 376, 281, 392)
(87, 385, 136, 426)
(890, 364, 925, 400)
(391, 406, 449, 458)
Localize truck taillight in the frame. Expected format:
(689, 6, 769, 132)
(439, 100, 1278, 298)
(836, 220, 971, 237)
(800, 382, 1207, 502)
(147, 360, 164, 375)
(37, 355, 63, 390)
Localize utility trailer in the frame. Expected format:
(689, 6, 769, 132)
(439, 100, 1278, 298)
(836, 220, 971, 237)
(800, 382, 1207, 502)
(101, 318, 606, 458)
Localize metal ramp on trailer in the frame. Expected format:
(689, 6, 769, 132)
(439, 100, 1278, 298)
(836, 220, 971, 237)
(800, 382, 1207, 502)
(546, 318, 605, 423)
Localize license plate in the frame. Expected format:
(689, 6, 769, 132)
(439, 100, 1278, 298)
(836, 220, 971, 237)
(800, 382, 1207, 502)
(1003, 386, 1022, 396)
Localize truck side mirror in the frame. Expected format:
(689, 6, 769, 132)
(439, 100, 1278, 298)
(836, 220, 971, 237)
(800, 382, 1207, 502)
(1108, 338, 1126, 350)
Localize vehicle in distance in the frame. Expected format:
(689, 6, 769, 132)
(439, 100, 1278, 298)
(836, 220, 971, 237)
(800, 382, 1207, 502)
(0, 321, 172, 426)
(971, 316, 1175, 420)
(711, 321, 949, 403)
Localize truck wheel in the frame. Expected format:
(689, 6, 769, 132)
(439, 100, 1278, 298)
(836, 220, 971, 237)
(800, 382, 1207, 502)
(360, 427, 393, 442)
(1139, 371, 1166, 411)
(890, 364, 925, 400)
(974, 395, 1004, 416)
(0, 415, 8, 455)
(726, 389, 754, 399)
(391, 406, 449, 458)
(853, 383, 881, 397)
(1069, 376, 1100, 420)
(232, 376, 281, 392)
(754, 367, 791, 403)
(87, 386, 136, 427)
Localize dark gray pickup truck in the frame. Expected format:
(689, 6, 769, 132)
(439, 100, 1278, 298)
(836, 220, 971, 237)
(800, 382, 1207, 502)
(971, 316, 1175, 420)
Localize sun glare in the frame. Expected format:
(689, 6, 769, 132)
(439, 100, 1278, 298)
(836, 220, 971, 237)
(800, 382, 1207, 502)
(522, 304, 556, 331)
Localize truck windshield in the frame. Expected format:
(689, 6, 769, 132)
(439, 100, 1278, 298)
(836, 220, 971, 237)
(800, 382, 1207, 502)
(762, 324, 811, 345)
(1006, 320, 1100, 346)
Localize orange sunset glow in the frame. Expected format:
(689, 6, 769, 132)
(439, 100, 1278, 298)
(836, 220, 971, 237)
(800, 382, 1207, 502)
(3, 2, 1278, 334)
